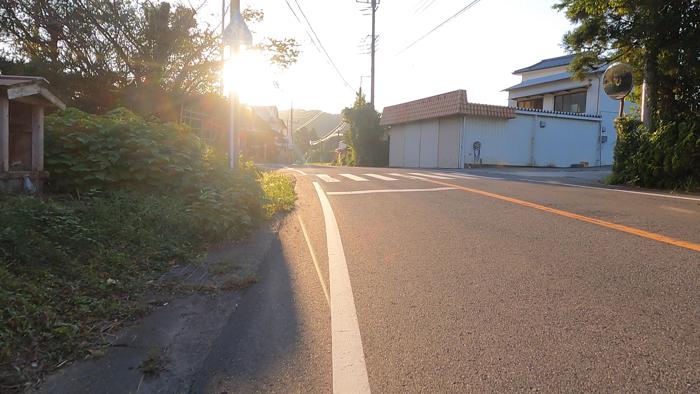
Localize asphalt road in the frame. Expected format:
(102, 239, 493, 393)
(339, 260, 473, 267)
(198, 165, 700, 392)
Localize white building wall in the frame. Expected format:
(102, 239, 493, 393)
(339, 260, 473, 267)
(462, 113, 602, 167)
(519, 65, 569, 81)
(462, 116, 532, 166)
(530, 115, 600, 167)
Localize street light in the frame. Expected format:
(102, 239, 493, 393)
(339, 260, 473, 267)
(222, 0, 252, 169)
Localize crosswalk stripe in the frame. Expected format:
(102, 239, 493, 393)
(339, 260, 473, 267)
(430, 172, 476, 179)
(339, 174, 370, 182)
(317, 174, 340, 182)
(408, 172, 458, 180)
(364, 174, 398, 181)
(388, 173, 428, 180)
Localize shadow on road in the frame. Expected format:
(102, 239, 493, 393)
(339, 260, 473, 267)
(188, 235, 300, 393)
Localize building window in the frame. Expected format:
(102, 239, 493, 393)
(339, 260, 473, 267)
(554, 91, 587, 113)
(517, 98, 543, 110)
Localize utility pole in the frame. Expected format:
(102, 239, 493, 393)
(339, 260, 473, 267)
(357, 0, 379, 107)
(221, 0, 225, 95)
(229, 0, 240, 169)
(289, 101, 293, 145)
(222, 0, 251, 169)
(370, 0, 376, 107)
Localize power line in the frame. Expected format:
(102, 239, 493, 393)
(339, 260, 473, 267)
(295, 110, 324, 132)
(415, 0, 438, 15)
(397, 0, 484, 55)
(283, 0, 303, 26)
(290, 0, 354, 91)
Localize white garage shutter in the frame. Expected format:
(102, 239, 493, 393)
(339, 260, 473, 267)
(419, 120, 439, 168)
(404, 123, 421, 167)
(438, 117, 461, 168)
(389, 127, 405, 167)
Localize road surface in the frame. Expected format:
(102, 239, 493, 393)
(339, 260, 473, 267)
(194, 165, 700, 392)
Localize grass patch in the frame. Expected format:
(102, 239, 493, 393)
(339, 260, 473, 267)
(260, 171, 297, 217)
(0, 171, 296, 390)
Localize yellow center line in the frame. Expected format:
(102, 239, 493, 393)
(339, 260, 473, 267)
(424, 178, 700, 253)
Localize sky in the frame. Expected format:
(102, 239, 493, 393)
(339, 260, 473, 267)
(199, 0, 574, 114)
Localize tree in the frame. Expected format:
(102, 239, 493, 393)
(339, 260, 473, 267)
(555, 1, 700, 190)
(0, 1, 299, 116)
(293, 127, 316, 159)
(341, 92, 387, 167)
(554, 0, 700, 127)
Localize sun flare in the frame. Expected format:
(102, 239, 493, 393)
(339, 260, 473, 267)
(223, 48, 281, 106)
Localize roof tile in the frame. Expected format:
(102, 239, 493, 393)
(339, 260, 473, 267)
(380, 90, 515, 126)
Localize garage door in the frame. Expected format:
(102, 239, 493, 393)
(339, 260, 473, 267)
(404, 123, 420, 167)
(438, 117, 461, 168)
(419, 120, 438, 168)
(388, 127, 405, 167)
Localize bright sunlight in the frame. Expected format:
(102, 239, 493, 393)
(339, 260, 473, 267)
(223, 46, 282, 106)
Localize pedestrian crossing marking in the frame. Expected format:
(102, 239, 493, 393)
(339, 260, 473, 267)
(317, 174, 340, 182)
(408, 172, 456, 180)
(430, 172, 476, 179)
(339, 174, 370, 181)
(316, 172, 470, 183)
(388, 173, 428, 180)
(364, 174, 398, 181)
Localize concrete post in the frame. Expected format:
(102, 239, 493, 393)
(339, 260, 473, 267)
(0, 97, 8, 172)
(31, 106, 44, 171)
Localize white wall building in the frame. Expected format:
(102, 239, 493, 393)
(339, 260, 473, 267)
(381, 55, 629, 169)
(505, 54, 626, 165)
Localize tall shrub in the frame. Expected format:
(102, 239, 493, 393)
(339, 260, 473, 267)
(612, 117, 699, 190)
(44, 108, 266, 239)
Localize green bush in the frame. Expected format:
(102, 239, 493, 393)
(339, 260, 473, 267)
(44, 107, 268, 242)
(46, 108, 205, 194)
(611, 117, 700, 191)
(1, 109, 298, 388)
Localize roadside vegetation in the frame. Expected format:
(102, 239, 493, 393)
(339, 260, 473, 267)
(0, 109, 296, 390)
(556, 0, 699, 191)
(341, 93, 388, 167)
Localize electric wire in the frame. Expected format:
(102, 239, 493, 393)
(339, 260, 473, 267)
(397, 0, 484, 54)
(289, 0, 355, 91)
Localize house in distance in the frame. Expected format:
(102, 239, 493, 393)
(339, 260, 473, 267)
(381, 55, 631, 169)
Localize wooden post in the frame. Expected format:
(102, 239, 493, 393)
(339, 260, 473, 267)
(31, 106, 44, 171)
(0, 97, 8, 172)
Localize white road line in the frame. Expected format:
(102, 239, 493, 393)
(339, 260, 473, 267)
(339, 173, 370, 182)
(408, 172, 456, 180)
(388, 173, 429, 180)
(297, 215, 330, 307)
(440, 172, 505, 181)
(435, 171, 700, 202)
(317, 174, 340, 183)
(327, 187, 457, 195)
(525, 179, 700, 202)
(283, 166, 307, 176)
(364, 173, 398, 181)
(429, 172, 476, 179)
(312, 182, 371, 394)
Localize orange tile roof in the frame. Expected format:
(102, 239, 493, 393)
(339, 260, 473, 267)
(380, 90, 515, 126)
